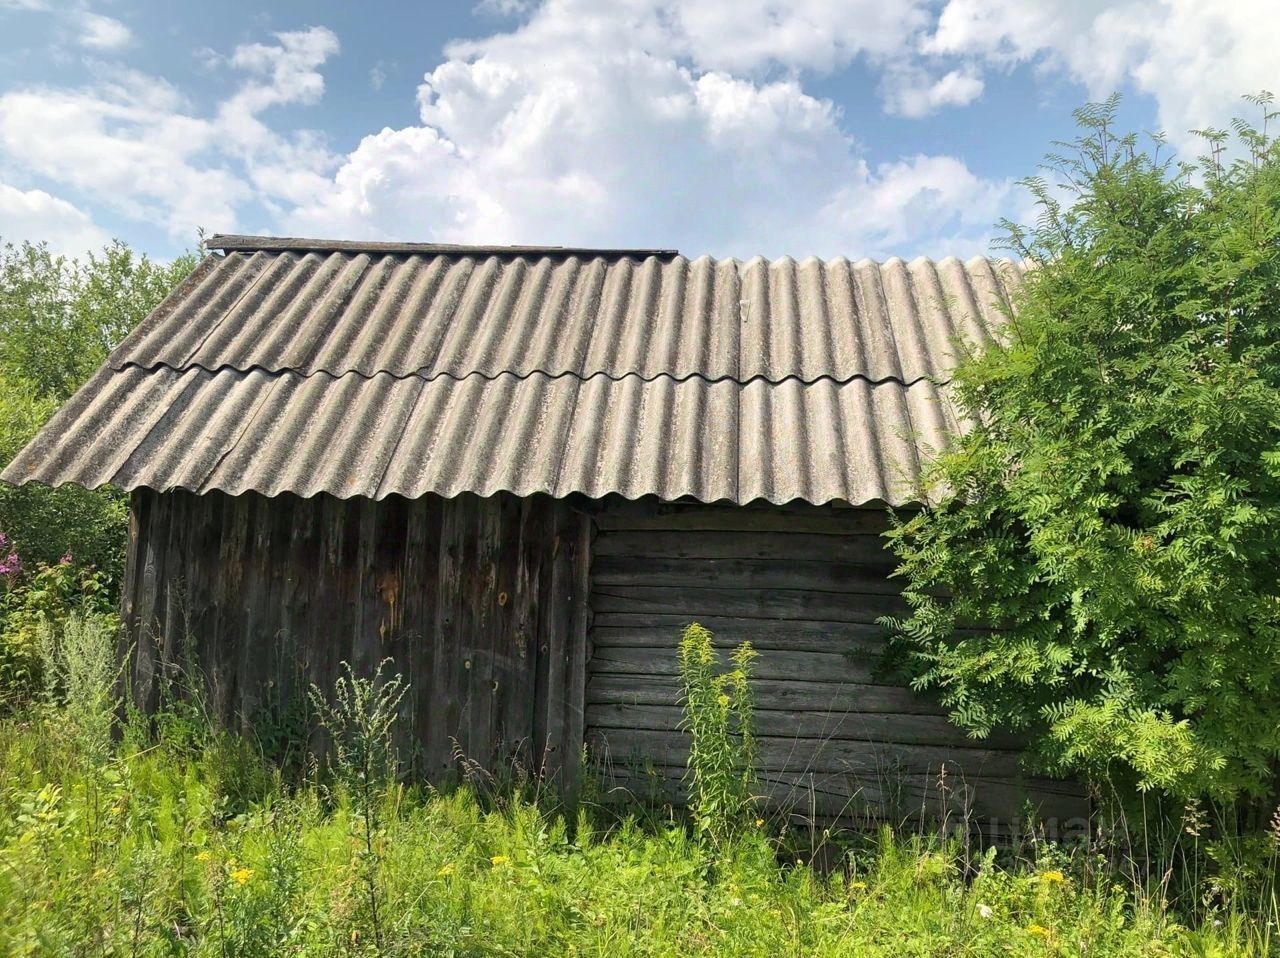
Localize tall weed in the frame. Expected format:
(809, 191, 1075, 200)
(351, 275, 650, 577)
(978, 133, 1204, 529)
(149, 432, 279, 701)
(37, 612, 119, 762)
(678, 622, 759, 848)
(309, 658, 408, 953)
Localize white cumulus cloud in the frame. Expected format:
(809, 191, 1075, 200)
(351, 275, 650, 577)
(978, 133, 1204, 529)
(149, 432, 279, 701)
(0, 26, 340, 241)
(0, 183, 110, 253)
(287, 1, 1009, 257)
(881, 66, 985, 118)
(77, 12, 131, 51)
(923, 0, 1280, 152)
(10, 1, 1273, 260)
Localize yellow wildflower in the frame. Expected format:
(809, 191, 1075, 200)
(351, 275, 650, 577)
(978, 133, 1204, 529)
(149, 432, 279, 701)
(850, 881, 867, 891)
(1026, 923, 1052, 938)
(1040, 870, 1067, 885)
(755, 818, 765, 827)
(490, 854, 509, 866)
(194, 851, 211, 863)
(230, 867, 254, 886)
(717, 693, 731, 708)
(437, 863, 455, 877)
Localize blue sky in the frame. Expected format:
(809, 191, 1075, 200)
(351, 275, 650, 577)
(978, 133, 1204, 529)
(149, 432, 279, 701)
(0, 0, 1271, 260)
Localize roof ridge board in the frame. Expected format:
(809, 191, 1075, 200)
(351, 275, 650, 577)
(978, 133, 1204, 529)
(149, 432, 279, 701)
(106, 359, 955, 390)
(206, 238, 1024, 270)
(207, 234, 681, 258)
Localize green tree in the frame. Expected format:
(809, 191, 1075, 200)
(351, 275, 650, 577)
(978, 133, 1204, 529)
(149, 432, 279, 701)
(884, 95, 1280, 803)
(0, 238, 198, 401)
(0, 238, 198, 576)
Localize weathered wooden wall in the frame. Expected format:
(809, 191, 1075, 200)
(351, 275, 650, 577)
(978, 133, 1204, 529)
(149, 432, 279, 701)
(584, 499, 1085, 830)
(123, 488, 1081, 829)
(121, 488, 591, 787)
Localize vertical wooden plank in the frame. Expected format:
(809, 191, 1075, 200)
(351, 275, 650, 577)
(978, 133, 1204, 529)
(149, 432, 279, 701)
(401, 494, 441, 775)
(295, 494, 329, 702)
(157, 491, 191, 702)
(185, 492, 223, 709)
(501, 497, 541, 774)
(560, 507, 594, 801)
(232, 492, 273, 727)
(352, 495, 384, 677)
(273, 492, 312, 717)
(319, 494, 361, 705)
(121, 489, 161, 711)
(118, 489, 144, 636)
(212, 492, 253, 724)
(349, 494, 412, 764)
(463, 494, 504, 772)
(482, 494, 522, 772)
(240, 493, 296, 729)
(426, 494, 467, 782)
(535, 496, 592, 792)
(522, 498, 554, 770)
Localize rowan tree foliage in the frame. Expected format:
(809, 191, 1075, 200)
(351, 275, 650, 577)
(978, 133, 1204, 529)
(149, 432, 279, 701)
(884, 95, 1280, 802)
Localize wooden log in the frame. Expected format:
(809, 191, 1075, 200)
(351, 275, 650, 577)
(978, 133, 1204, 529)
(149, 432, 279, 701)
(591, 555, 903, 594)
(585, 674, 945, 716)
(589, 620, 891, 654)
(591, 585, 907, 622)
(593, 502, 894, 535)
(596, 763, 1087, 825)
(587, 645, 883, 683)
(585, 703, 1020, 749)
(586, 727, 1025, 776)
(592, 529, 895, 564)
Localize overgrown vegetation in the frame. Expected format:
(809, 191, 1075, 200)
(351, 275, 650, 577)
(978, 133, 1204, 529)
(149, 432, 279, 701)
(1, 618, 1274, 956)
(0, 237, 195, 709)
(0, 237, 197, 578)
(884, 95, 1280, 806)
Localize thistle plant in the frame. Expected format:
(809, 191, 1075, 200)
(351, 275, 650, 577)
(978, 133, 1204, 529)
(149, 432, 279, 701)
(309, 659, 408, 953)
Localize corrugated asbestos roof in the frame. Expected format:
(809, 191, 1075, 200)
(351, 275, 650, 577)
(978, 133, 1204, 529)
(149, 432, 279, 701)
(2, 236, 1023, 506)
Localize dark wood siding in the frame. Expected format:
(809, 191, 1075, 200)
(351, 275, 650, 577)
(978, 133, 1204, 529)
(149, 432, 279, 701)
(584, 499, 1085, 828)
(121, 488, 591, 788)
(122, 488, 1081, 828)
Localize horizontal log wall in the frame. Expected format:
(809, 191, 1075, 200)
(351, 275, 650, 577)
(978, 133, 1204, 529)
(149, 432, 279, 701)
(584, 499, 1085, 828)
(121, 488, 591, 788)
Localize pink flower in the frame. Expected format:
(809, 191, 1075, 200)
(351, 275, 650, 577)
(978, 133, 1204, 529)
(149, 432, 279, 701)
(0, 552, 20, 576)
(59, 552, 72, 565)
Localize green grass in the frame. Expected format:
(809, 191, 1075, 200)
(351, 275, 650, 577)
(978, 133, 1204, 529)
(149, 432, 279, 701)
(0, 707, 1274, 957)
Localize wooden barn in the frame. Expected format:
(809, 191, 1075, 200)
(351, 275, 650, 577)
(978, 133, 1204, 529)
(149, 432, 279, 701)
(3, 234, 1083, 828)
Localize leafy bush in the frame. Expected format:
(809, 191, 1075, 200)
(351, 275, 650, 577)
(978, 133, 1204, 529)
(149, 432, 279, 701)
(883, 96, 1280, 802)
(0, 554, 116, 709)
(678, 622, 759, 847)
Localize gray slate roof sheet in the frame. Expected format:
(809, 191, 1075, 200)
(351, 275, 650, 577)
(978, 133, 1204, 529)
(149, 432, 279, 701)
(2, 236, 1021, 506)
